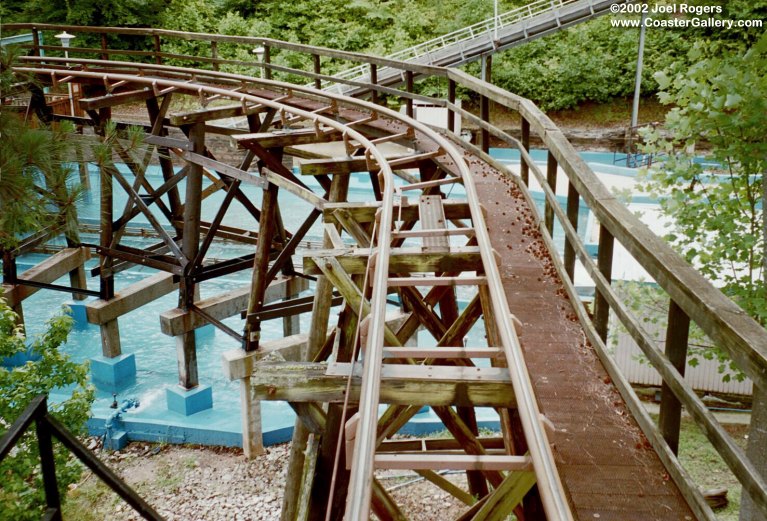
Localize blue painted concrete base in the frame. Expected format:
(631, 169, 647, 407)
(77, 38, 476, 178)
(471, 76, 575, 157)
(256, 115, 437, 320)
(64, 299, 93, 331)
(166, 385, 213, 416)
(104, 430, 129, 451)
(90, 354, 137, 392)
(2, 343, 41, 367)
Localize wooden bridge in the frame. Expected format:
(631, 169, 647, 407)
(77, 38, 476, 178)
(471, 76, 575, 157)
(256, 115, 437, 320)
(2, 23, 767, 521)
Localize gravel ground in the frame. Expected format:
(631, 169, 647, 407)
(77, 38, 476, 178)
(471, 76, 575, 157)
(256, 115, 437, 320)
(65, 440, 469, 521)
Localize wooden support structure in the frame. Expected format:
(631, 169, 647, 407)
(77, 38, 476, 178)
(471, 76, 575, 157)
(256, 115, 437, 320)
(11, 33, 766, 521)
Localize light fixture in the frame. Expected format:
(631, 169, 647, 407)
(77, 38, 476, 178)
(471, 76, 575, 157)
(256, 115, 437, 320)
(252, 46, 266, 79)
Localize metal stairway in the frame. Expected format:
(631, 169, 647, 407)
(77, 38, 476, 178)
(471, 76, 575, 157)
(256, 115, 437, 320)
(323, 0, 634, 95)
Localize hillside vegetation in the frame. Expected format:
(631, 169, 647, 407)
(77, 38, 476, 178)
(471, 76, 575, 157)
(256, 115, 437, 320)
(2, 0, 765, 110)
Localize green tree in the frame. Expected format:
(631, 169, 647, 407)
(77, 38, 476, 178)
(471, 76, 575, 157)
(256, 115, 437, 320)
(0, 299, 95, 521)
(0, 47, 84, 251)
(641, 34, 767, 326)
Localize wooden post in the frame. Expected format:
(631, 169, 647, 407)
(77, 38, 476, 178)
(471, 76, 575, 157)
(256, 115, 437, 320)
(520, 117, 530, 185)
(370, 64, 378, 105)
(2, 251, 24, 326)
(563, 182, 579, 281)
(658, 300, 690, 455)
(240, 377, 264, 458)
(447, 78, 456, 134)
(263, 45, 272, 81)
(100, 33, 109, 61)
(31, 27, 40, 57)
(282, 173, 350, 516)
(313, 54, 322, 90)
(210, 40, 218, 71)
(593, 225, 614, 342)
(99, 164, 114, 302)
(244, 183, 279, 350)
(153, 35, 162, 65)
(35, 402, 62, 521)
(283, 278, 301, 337)
(545, 152, 557, 237)
(480, 55, 492, 154)
(741, 385, 767, 521)
(405, 70, 414, 119)
(176, 122, 204, 390)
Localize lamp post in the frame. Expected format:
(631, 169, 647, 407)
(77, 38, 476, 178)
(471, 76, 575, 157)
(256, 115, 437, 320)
(494, 0, 499, 44)
(55, 31, 76, 116)
(253, 46, 265, 79)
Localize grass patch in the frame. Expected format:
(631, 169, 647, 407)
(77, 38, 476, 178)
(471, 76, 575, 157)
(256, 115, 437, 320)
(677, 417, 748, 520)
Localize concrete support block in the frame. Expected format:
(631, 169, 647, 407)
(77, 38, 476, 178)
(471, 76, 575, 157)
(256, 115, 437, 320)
(166, 384, 213, 416)
(90, 353, 136, 391)
(65, 298, 92, 331)
(1, 343, 41, 367)
(104, 430, 129, 451)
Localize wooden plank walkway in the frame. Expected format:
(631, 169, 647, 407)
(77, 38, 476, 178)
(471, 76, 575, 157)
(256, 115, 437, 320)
(472, 158, 696, 520)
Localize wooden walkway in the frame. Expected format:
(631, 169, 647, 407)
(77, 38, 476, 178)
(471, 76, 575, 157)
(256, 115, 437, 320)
(471, 157, 696, 520)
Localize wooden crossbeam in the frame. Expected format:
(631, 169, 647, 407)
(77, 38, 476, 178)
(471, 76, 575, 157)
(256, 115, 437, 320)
(373, 454, 531, 472)
(247, 362, 516, 407)
(233, 127, 342, 149)
(298, 153, 431, 176)
(159, 276, 307, 336)
(323, 200, 476, 224)
(1, 247, 90, 307)
(169, 103, 268, 126)
(387, 275, 487, 287)
(85, 272, 176, 325)
(78, 88, 157, 111)
(381, 347, 503, 359)
(303, 247, 482, 275)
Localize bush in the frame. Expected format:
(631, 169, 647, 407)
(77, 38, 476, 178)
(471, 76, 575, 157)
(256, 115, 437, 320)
(0, 299, 94, 521)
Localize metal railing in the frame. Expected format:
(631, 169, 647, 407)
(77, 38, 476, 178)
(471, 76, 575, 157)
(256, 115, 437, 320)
(0, 395, 164, 521)
(321, 0, 574, 89)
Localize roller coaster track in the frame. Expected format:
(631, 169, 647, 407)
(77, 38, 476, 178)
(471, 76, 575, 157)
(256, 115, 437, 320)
(2, 23, 767, 521)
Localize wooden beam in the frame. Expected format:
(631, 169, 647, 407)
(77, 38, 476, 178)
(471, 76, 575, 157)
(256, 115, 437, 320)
(233, 127, 342, 149)
(85, 272, 176, 325)
(373, 454, 531, 472)
(299, 154, 431, 176)
(303, 247, 482, 275)
(323, 200, 476, 224)
(169, 103, 268, 126)
(2, 247, 90, 307)
(160, 276, 307, 336)
(78, 88, 157, 111)
(223, 313, 409, 381)
(248, 362, 516, 407)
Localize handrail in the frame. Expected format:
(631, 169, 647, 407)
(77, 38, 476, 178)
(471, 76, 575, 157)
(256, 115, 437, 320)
(3, 22, 767, 519)
(0, 395, 164, 521)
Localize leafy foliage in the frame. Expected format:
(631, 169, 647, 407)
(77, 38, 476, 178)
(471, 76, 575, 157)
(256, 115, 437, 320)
(0, 47, 84, 250)
(0, 299, 95, 521)
(640, 34, 767, 326)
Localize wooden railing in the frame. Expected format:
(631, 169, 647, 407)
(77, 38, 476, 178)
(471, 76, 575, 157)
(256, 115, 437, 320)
(3, 22, 767, 520)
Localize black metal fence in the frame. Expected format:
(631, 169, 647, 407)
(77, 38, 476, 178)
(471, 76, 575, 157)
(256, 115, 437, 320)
(0, 395, 164, 521)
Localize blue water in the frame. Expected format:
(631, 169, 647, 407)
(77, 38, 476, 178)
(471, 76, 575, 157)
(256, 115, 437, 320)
(7, 148, 638, 446)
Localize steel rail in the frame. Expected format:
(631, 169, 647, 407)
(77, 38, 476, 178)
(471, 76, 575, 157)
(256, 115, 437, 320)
(14, 59, 573, 519)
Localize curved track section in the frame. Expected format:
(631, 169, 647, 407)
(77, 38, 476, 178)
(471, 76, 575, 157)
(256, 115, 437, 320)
(11, 57, 570, 520)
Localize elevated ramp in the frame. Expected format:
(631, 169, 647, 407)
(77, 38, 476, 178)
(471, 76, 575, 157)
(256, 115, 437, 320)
(328, 0, 633, 95)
